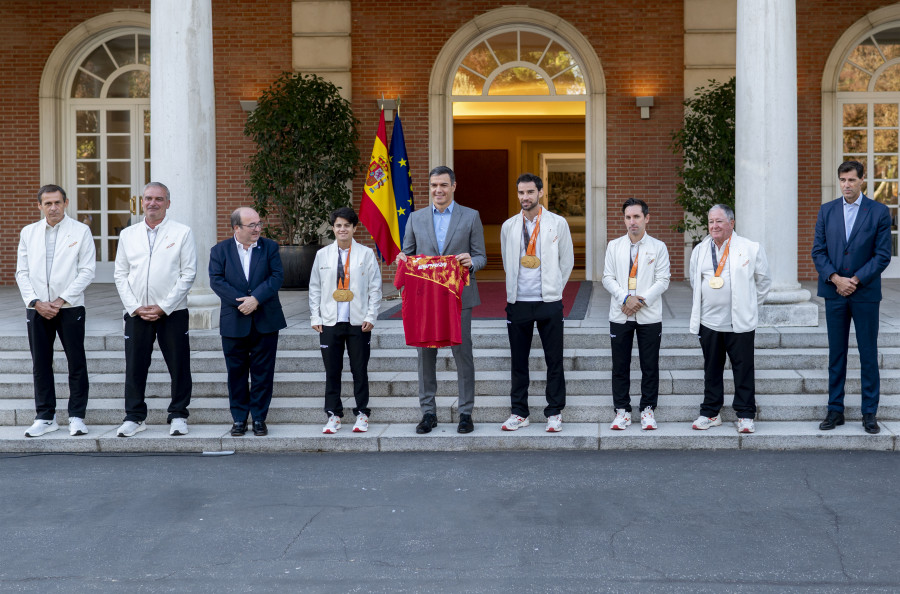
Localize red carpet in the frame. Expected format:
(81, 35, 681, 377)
(380, 281, 590, 320)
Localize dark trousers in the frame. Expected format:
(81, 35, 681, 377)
(222, 326, 279, 423)
(506, 300, 566, 418)
(123, 309, 192, 423)
(610, 320, 662, 412)
(320, 322, 371, 418)
(698, 325, 756, 419)
(26, 307, 88, 420)
(825, 298, 880, 414)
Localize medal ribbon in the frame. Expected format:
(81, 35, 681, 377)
(522, 207, 542, 256)
(337, 244, 351, 290)
(712, 239, 730, 278)
(629, 247, 639, 281)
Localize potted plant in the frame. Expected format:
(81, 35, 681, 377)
(670, 77, 735, 245)
(244, 72, 360, 288)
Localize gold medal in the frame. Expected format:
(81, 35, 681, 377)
(332, 289, 354, 302)
(628, 277, 637, 290)
(520, 255, 541, 269)
(709, 277, 724, 289)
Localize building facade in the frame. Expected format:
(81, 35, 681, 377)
(3, 0, 900, 300)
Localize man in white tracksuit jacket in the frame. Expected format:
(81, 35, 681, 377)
(16, 184, 95, 438)
(601, 198, 670, 431)
(499, 173, 574, 433)
(689, 204, 771, 434)
(113, 182, 197, 437)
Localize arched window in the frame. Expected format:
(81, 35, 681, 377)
(837, 26, 900, 257)
(67, 31, 150, 276)
(452, 28, 586, 97)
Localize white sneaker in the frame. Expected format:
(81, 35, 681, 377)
(501, 414, 530, 431)
(640, 407, 657, 430)
(610, 409, 631, 430)
(25, 418, 59, 437)
(169, 418, 189, 436)
(69, 417, 88, 436)
(323, 414, 341, 434)
(692, 415, 722, 430)
(545, 414, 562, 433)
(117, 420, 147, 437)
(352, 413, 369, 433)
(737, 418, 756, 433)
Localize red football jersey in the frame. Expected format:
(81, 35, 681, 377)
(394, 255, 470, 348)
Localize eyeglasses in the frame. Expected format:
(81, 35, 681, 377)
(239, 222, 263, 230)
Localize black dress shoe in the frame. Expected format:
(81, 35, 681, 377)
(416, 414, 437, 434)
(862, 413, 880, 435)
(253, 420, 268, 436)
(818, 410, 845, 430)
(230, 421, 247, 436)
(457, 413, 474, 434)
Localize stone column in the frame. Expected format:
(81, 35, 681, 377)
(151, 0, 219, 329)
(735, 0, 817, 326)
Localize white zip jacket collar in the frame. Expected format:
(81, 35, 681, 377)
(601, 232, 671, 324)
(500, 208, 574, 303)
(114, 216, 197, 316)
(688, 233, 772, 334)
(16, 214, 96, 307)
(308, 239, 382, 327)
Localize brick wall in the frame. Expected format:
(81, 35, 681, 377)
(350, 0, 686, 277)
(0, 0, 292, 284)
(795, 0, 895, 281)
(2, 0, 897, 283)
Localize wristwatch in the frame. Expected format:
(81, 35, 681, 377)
(28, 299, 38, 308)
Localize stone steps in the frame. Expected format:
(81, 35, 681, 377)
(1, 368, 898, 399)
(3, 394, 899, 426)
(3, 326, 899, 351)
(1, 421, 897, 453)
(3, 347, 892, 374)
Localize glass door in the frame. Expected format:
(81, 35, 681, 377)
(70, 104, 150, 281)
(838, 98, 900, 276)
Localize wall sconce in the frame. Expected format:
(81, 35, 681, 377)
(377, 98, 398, 122)
(636, 96, 655, 119)
(240, 100, 258, 113)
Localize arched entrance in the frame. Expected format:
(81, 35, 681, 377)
(429, 7, 606, 280)
(40, 11, 151, 281)
(823, 6, 900, 277)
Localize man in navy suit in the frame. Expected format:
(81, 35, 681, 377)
(209, 207, 287, 436)
(812, 161, 892, 434)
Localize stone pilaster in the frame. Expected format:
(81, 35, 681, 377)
(151, 0, 219, 329)
(735, 0, 817, 326)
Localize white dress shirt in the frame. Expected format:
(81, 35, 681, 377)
(234, 236, 256, 281)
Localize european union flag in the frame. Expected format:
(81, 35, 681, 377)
(389, 115, 414, 247)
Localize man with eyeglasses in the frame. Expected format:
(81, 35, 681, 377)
(209, 207, 286, 437)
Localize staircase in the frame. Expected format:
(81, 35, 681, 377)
(2, 323, 899, 452)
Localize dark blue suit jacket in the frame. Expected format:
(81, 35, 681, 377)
(209, 236, 287, 338)
(811, 194, 892, 302)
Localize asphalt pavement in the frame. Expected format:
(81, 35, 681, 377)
(1, 450, 898, 593)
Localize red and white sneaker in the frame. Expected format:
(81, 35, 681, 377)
(352, 413, 369, 433)
(737, 418, 755, 433)
(640, 407, 657, 430)
(692, 415, 722, 430)
(322, 414, 341, 434)
(501, 415, 530, 431)
(545, 414, 562, 432)
(610, 409, 631, 430)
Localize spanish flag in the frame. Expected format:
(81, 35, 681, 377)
(359, 110, 401, 262)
